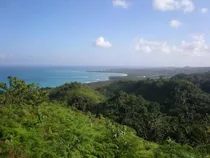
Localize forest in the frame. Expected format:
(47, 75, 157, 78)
(0, 75, 210, 157)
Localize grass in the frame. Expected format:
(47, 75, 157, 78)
(0, 103, 208, 158)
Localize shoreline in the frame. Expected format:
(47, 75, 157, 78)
(85, 71, 129, 88)
(84, 72, 128, 84)
(43, 71, 128, 88)
(10, 66, 210, 88)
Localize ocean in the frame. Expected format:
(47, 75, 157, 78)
(0, 66, 126, 87)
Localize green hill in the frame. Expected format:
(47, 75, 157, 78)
(49, 82, 104, 112)
(172, 72, 210, 94)
(0, 103, 207, 158)
(0, 77, 209, 157)
(92, 79, 210, 147)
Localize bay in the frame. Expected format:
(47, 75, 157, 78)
(0, 66, 126, 87)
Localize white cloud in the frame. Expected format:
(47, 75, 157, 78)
(134, 38, 172, 54)
(94, 37, 112, 48)
(134, 34, 209, 56)
(113, 0, 129, 8)
(153, 0, 194, 12)
(201, 8, 208, 13)
(170, 20, 182, 28)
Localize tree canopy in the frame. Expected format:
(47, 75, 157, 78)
(0, 76, 209, 157)
(0, 76, 48, 106)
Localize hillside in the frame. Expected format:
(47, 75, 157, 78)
(93, 79, 210, 146)
(0, 77, 209, 157)
(172, 72, 210, 93)
(49, 82, 104, 112)
(1, 102, 208, 158)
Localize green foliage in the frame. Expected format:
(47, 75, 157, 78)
(0, 76, 209, 157)
(172, 72, 210, 94)
(93, 79, 210, 147)
(0, 103, 207, 158)
(155, 139, 207, 158)
(96, 91, 170, 143)
(0, 76, 48, 106)
(49, 82, 104, 111)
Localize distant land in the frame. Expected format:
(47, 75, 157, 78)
(87, 67, 210, 87)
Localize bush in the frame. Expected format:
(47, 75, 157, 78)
(0, 76, 48, 106)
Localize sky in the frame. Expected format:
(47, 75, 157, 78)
(0, 0, 209, 67)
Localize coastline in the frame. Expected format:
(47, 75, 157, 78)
(85, 69, 128, 82)
(6, 66, 210, 88)
(85, 72, 128, 85)
(42, 70, 128, 88)
(85, 71, 128, 88)
(0, 66, 128, 88)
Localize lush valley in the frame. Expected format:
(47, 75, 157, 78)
(94, 80, 210, 146)
(0, 76, 210, 157)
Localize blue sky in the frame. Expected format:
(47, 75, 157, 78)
(0, 0, 209, 66)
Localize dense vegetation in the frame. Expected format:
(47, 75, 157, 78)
(0, 76, 210, 157)
(0, 76, 48, 106)
(49, 82, 104, 112)
(95, 80, 210, 147)
(50, 78, 210, 153)
(172, 72, 210, 93)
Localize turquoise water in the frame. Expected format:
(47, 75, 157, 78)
(0, 66, 126, 87)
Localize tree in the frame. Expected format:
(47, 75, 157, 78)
(0, 76, 48, 106)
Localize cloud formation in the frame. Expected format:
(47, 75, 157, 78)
(94, 37, 112, 48)
(170, 20, 182, 28)
(112, 0, 129, 8)
(134, 34, 209, 56)
(201, 8, 208, 13)
(153, 0, 194, 12)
